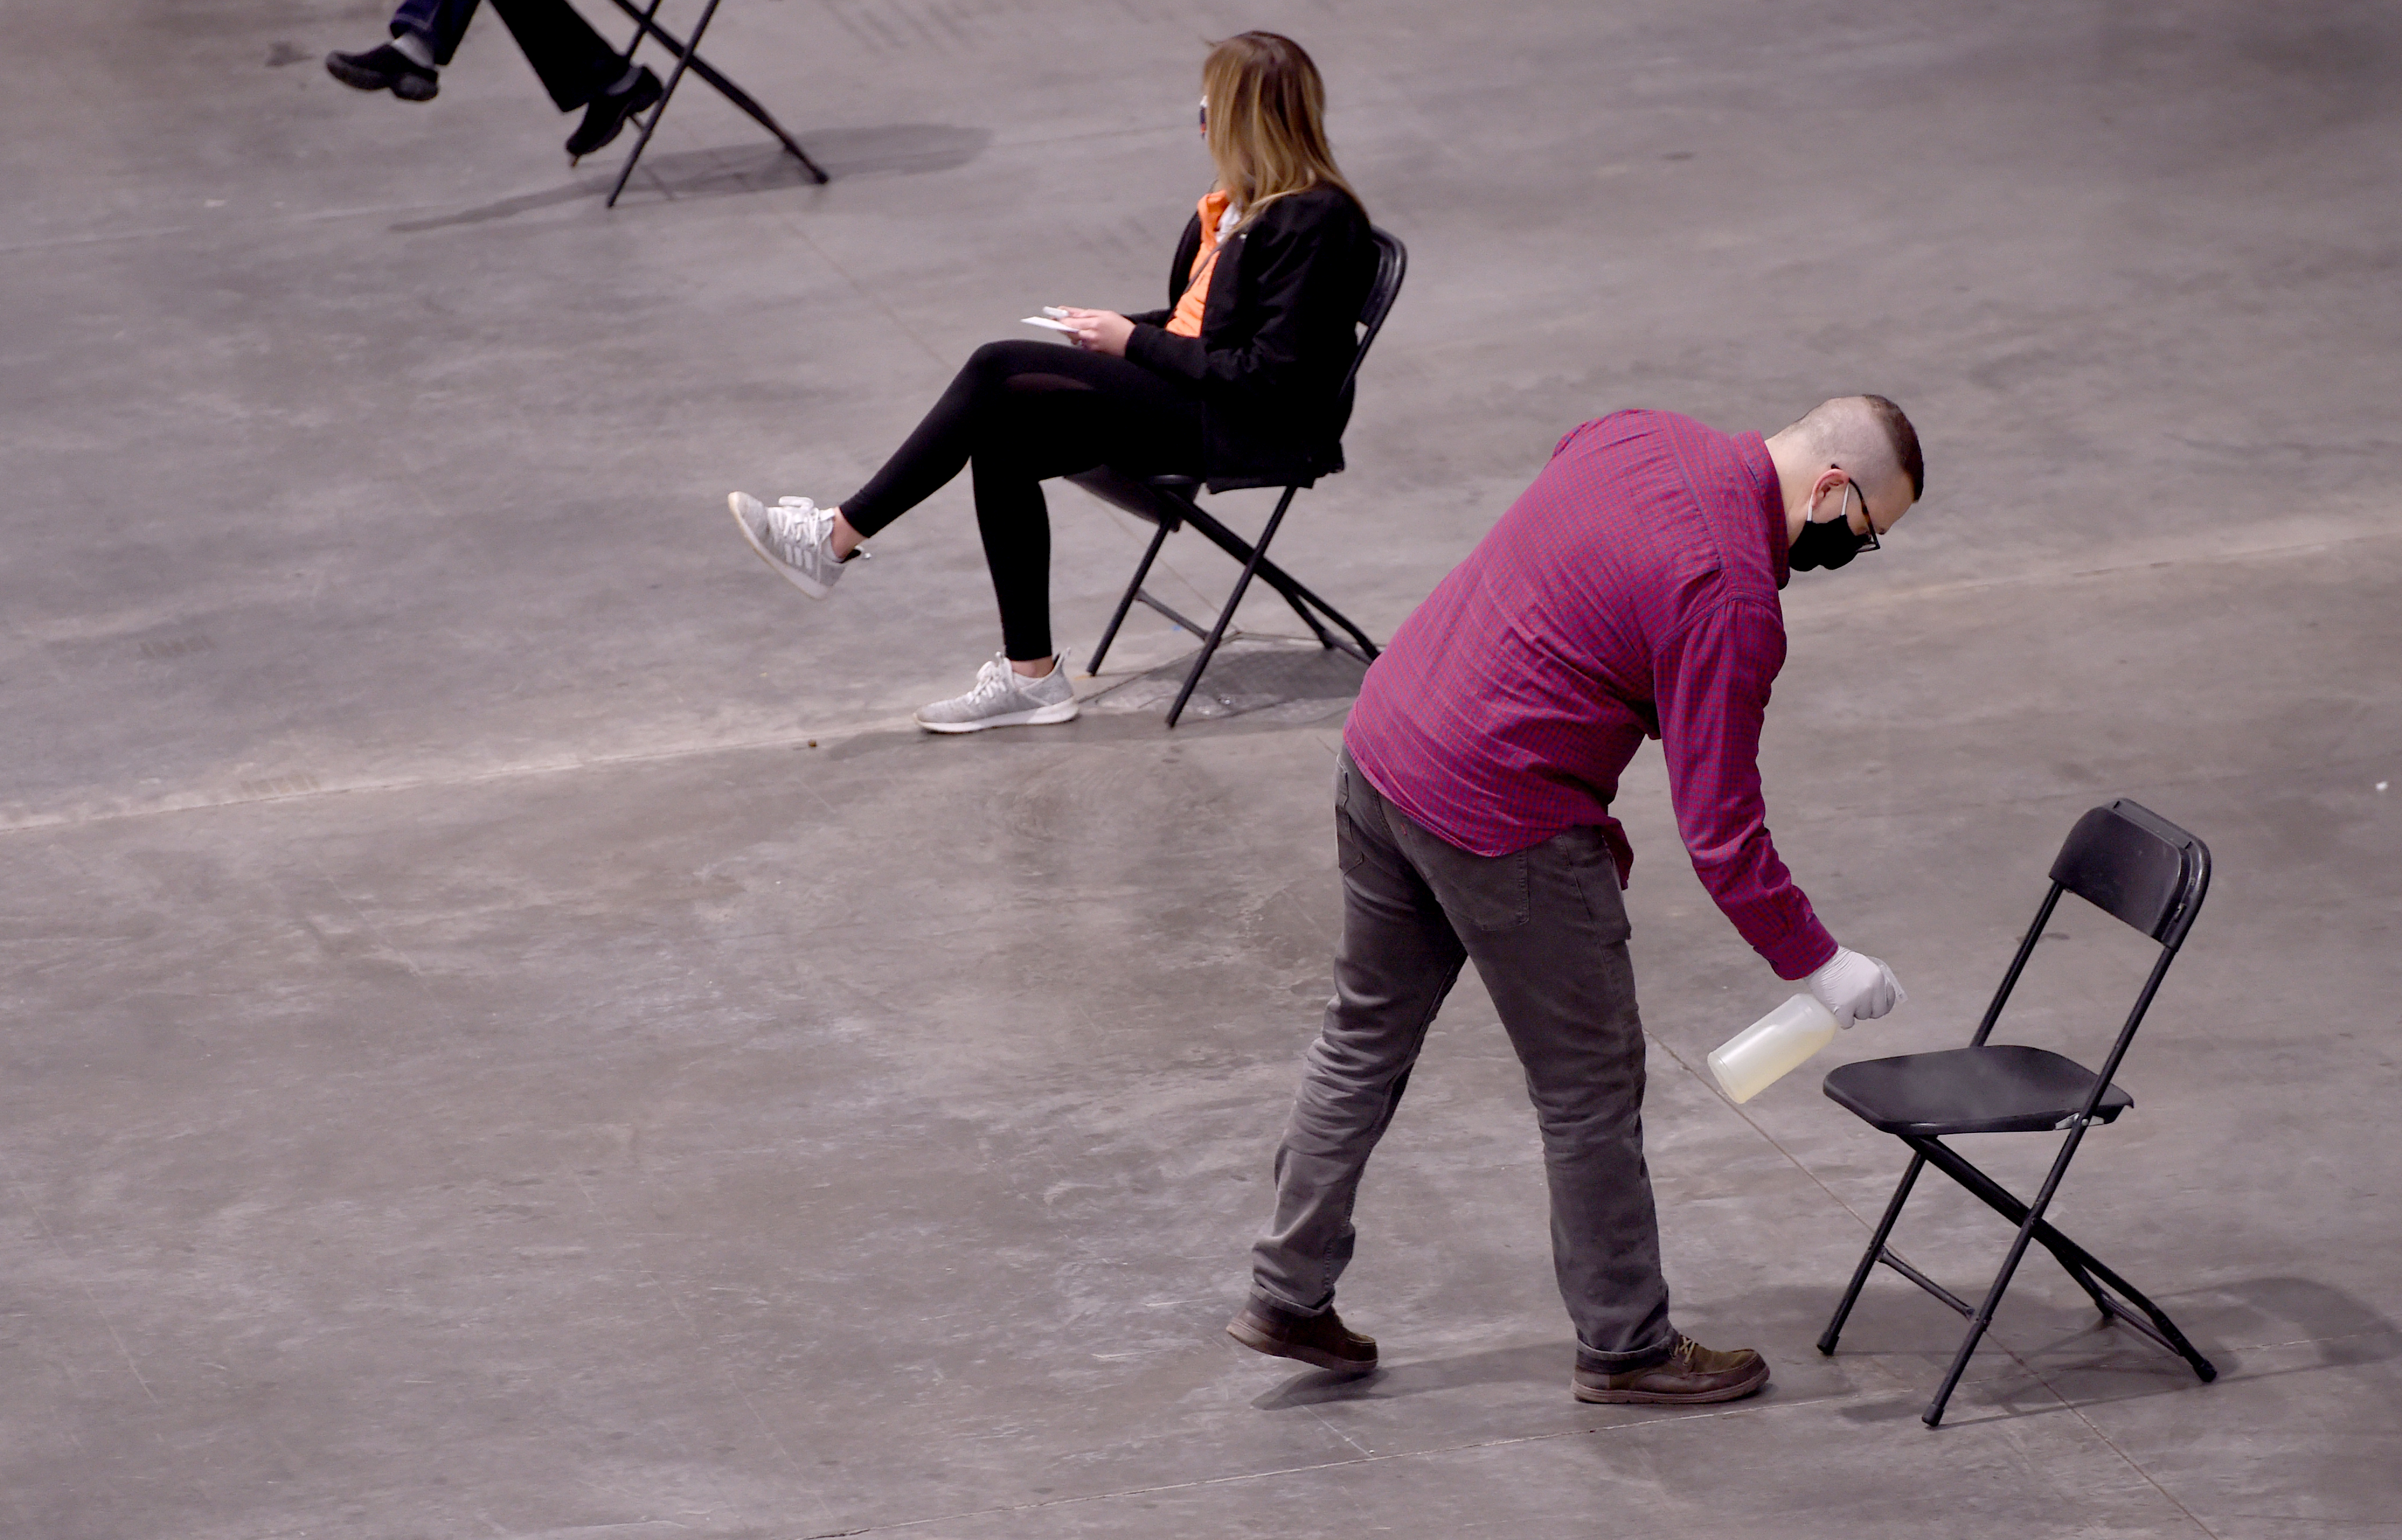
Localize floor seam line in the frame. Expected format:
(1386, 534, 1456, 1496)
(7, 528, 2391, 839)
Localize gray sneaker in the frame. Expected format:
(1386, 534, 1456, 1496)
(914, 655, 1079, 734)
(729, 492, 852, 598)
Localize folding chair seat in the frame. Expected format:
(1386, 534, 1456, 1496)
(1071, 227, 1407, 726)
(1823, 1044, 2131, 1137)
(1816, 797, 2217, 1426)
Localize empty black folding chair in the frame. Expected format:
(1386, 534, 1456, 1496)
(597, 0, 828, 207)
(1816, 798, 2218, 1426)
(1068, 227, 1405, 726)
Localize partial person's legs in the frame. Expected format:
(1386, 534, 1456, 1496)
(1246, 753, 1469, 1326)
(841, 340, 1199, 558)
(1392, 820, 1677, 1373)
(956, 367, 1195, 666)
(1238, 773, 1765, 1401)
(487, 0, 634, 110)
(336, 0, 643, 119)
(390, 0, 480, 64)
(327, 0, 465, 98)
(730, 339, 1197, 707)
(904, 362, 1196, 732)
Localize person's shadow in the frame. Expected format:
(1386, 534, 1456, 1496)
(389, 123, 990, 231)
(1250, 1340, 1564, 1409)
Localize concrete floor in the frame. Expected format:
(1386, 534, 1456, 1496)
(5, 0, 2400, 1535)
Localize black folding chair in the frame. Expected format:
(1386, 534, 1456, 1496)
(1068, 227, 1406, 727)
(1816, 798, 2219, 1427)
(596, 0, 829, 207)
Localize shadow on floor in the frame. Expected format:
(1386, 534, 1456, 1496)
(390, 123, 991, 230)
(1252, 1340, 1567, 1409)
(1817, 1274, 2397, 1427)
(1084, 638, 1367, 724)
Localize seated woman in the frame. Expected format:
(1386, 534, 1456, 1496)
(727, 30, 1375, 733)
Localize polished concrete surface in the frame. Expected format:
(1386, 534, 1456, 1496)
(5, 1, 2400, 1536)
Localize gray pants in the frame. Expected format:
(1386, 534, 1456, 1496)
(1249, 750, 1676, 1371)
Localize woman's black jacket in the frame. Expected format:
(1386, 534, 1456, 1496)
(1123, 185, 1376, 493)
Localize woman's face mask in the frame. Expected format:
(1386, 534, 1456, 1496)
(1788, 482, 1878, 572)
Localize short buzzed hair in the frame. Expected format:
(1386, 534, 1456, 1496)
(1860, 394, 1925, 502)
(1793, 395, 1925, 505)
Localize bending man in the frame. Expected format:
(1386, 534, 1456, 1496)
(1228, 397, 1922, 1405)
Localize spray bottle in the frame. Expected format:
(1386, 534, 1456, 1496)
(1706, 993, 1844, 1104)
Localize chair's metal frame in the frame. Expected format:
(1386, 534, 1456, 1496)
(598, 0, 828, 207)
(1817, 798, 2219, 1426)
(1070, 227, 1406, 726)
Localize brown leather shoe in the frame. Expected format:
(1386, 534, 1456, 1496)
(1226, 1298, 1379, 1375)
(1572, 1334, 1769, 1405)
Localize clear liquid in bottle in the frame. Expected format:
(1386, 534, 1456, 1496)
(1707, 993, 1841, 1104)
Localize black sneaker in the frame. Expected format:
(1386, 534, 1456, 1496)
(324, 43, 439, 102)
(565, 66, 664, 160)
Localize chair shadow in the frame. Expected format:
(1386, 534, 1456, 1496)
(1251, 1340, 1567, 1409)
(390, 123, 990, 231)
(1083, 638, 1366, 725)
(1811, 1273, 2399, 1428)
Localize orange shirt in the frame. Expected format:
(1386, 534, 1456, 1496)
(1165, 190, 1237, 339)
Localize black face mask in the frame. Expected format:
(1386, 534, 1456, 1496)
(1787, 487, 1875, 572)
(1787, 515, 1864, 571)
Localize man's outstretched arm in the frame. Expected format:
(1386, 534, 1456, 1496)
(1651, 600, 1829, 964)
(1654, 598, 1905, 1022)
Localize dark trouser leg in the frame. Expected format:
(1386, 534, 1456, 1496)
(1252, 755, 1675, 1369)
(1397, 815, 1674, 1370)
(488, 0, 626, 110)
(390, 0, 481, 64)
(841, 340, 1201, 662)
(1251, 751, 1469, 1315)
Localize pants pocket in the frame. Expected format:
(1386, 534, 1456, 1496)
(1554, 825, 1633, 941)
(1459, 850, 1530, 930)
(1334, 761, 1367, 874)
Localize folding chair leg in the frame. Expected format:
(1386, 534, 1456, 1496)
(1924, 1198, 2047, 1426)
(619, 0, 668, 65)
(1275, 581, 1341, 651)
(1175, 503, 1381, 666)
(1818, 1150, 1927, 1355)
(1924, 1117, 2115, 1427)
(1238, 557, 1377, 664)
(1088, 517, 1175, 675)
(1286, 582, 1380, 663)
(1912, 1135, 2216, 1387)
(606, 0, 719, 207)
(1167, 486, 1296, 726)
(599, 0, 832, 205)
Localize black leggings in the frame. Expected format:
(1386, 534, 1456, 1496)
(841, 340, 1204, 662)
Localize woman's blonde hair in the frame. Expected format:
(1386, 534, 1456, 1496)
(1202, 32, 1363, 221)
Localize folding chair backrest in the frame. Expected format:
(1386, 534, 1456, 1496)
(2049, 798, 2212, 950)
(1969, 798, 2211, 1058)
(1323, 227, 1408, 448)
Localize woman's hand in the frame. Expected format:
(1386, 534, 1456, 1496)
(1056, 307, 1134, 358)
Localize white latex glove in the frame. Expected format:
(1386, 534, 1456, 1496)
(1807, 946, 1905, 1028)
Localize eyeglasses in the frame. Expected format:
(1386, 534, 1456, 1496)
(1838, 481, 1882, 555)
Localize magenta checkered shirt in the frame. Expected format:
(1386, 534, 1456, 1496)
(1345, 409, 1838, 980)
